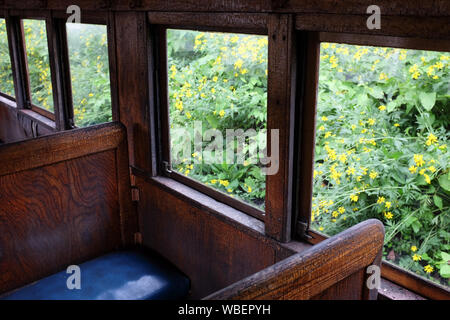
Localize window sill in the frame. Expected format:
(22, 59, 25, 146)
(131, 167, 266, 238)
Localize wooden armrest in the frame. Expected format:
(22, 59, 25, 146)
(205, 219, 384, 300)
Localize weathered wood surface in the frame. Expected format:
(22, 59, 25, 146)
(205, 219, 384, 300)
(265, 14, 296, 242)
(133, 173, 299, 299)
(0, 122, 136, 294)
(0, 1, 448, 17)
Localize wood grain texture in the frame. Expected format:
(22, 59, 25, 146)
(296, 14, 450, 40)
(148, 12, 268, 34)
(265, 14, 296, 242)
(1, 1, 448, 17)
(0, 123, 136, 294)
(135, 174, 283, 299)
(114, 11, 153, 173)
(205, 219, 384, 300)
(0, 122, 125, 176)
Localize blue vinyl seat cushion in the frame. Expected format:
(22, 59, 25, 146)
(1, 250, 190, 300)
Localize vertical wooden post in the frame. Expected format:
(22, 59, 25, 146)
(265, 14, 296, 242)
(114, 11, 155, 174)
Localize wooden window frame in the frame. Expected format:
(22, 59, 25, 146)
(293, 30, 450, 300)
(2, 9, 116, 132)
(150, 12, 297, 241)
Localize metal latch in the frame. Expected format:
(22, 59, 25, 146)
(296, 221, 313, 240)
(162, 161, 172, 175)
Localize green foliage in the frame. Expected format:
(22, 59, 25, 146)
(66, 24, 111, 127)
(167, 30, 268, 208)
(311, 43, 450, 287)
(23, 19, 54, 111)
(0, 19, 14, 96)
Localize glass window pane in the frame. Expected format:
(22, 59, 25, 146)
(66, 23, 112, 127)
(0, 18, 14, 97)
(23, 19, 53, 111)
(311, 42, 449, 289)
(167, 30, 268, 210)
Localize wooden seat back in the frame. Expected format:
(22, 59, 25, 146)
(0, 122, 136, 294)
(205, 219, 384, 300)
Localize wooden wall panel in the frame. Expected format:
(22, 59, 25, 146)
(0, 151, 122, 294)
(135, 176, 278, 299)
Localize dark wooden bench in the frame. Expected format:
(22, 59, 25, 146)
(0, 123, 189, 300)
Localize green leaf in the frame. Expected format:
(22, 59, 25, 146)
(438, 174, 450, 192)
(419, 92, 436, 111)
(387, 100, 397, 112)
(440, 265, 450, 278)
(433, 195, 443, 209)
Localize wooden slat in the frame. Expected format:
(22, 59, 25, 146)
(0, 1, 449, 17)
(0, 122, 126, 176)
(205, 219, 384, 300)
(265, 13, 296, 242)
(148, 12, 268, 34)
(319, 32, 450, 53)
(382, 261, 450, 300)
(295, 14, 450, 40)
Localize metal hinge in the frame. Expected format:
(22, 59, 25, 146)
(131, 186, 140, 202)
(162, 161, 172, 175)
(134, 232, 143, 245)
(296, 221, 313, 240)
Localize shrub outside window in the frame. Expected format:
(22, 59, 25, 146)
(66, 23, 112, 127)
(311, 42, 449, 288)
(167, 29, 268, 210)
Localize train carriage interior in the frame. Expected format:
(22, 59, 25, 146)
(0, 1, 448, 302)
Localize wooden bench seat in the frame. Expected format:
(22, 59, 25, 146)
(1, 250, 190, 300)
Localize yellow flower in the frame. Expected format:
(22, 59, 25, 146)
(424, 174, 431, 184)
(412, 254, 421, 261)
(409, 165, 417, 174)
(321, 116, 328, 121)
(350, 194, 358, 202)
(186, 111, 192, 119)
(227, 188, 232, 193)
(384, 211, 393, 219)
(338, 207, 345, 214)
(394, 123, 400, 127)
(411, 246, 418, 252)
(219, 110, 225, 117)
(367, 118, 376, 126)
(319, 226, 324, 231)
(425, 133, 438, 146)
(210, 179, 217, 184)
(378, 105, 386, 111)
(369, 171, 378, 179)
(385, 201, 392, 209)
(211, 88, 216, 94)
(377, 197, 385, 204)
(414, 154, 425, 167)
(424, 265, 434, 273)
(247, 186, 252, 193)
(428, 166, 436, 173)
(212, 76, 218, 82)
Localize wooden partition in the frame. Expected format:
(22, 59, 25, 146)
(0, 122, 136, 294)
(205, 219, 384, 300)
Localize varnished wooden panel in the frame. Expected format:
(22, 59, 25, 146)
(0, 151, 121, 294)
(205, 219, 384, 300)
(0, 123, 136, 294)
(135, 175, 277, 299)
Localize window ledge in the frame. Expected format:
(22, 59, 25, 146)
(132, 168, 266, 239)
